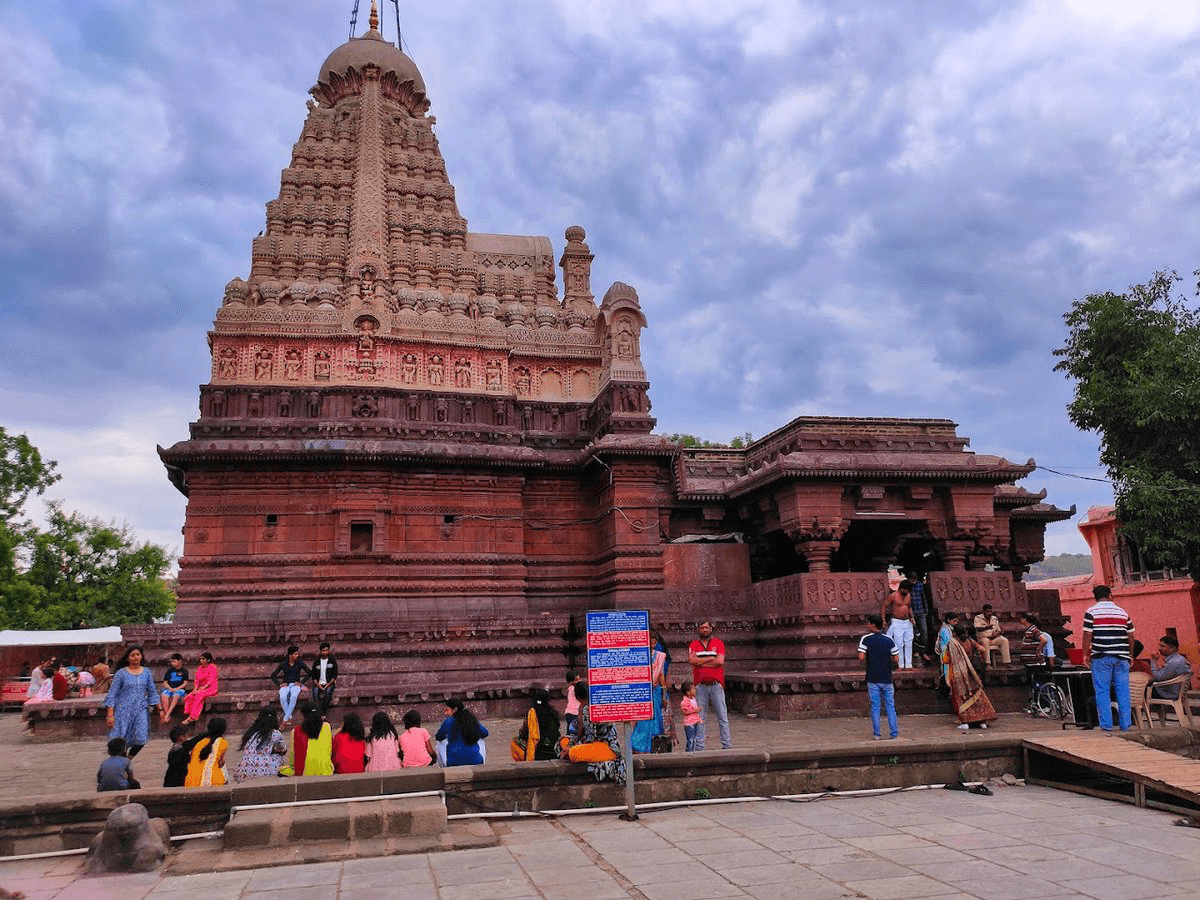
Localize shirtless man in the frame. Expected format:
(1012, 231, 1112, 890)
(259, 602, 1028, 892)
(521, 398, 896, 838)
(883, 580, 915, 669)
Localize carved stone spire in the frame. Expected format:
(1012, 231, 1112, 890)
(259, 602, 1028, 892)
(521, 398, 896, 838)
(347, 60, 388, 287)
(369, 0, 380, 34)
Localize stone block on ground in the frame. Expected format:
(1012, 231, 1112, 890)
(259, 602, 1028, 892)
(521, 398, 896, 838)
(222, 807, 279, 849)
(288, 803, 350, 842)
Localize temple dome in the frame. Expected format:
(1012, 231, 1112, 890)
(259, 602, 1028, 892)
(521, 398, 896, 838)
(317, 28, 426, 94)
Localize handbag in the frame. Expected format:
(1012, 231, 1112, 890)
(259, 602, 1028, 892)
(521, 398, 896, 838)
(651, 685, 677, 753)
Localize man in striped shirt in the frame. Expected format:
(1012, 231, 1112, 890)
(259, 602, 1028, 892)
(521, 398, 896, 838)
(1082, 585, 1135, 734)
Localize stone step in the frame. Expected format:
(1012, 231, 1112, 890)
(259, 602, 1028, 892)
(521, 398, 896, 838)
(168, 819, 495, 875)
(223, 794, 447, 849)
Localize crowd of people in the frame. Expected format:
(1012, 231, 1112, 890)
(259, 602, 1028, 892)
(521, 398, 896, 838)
(868, 579, 1195, 739)
(17, 584, 1194, 791)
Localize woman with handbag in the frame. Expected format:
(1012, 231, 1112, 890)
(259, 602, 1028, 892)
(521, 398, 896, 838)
(631, 630, 673, 753)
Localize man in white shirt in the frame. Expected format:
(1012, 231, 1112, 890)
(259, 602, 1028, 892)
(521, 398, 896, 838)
(311, 642, 339, 715)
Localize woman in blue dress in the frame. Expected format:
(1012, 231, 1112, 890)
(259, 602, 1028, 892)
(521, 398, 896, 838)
(103, 646, 158, 757)
(435, 698, 488, 766)
(631, 630, 672, 753)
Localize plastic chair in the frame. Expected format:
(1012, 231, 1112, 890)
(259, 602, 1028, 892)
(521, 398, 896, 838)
(1147, 673, 1193, 727)
(1115, 671, 1152, 729)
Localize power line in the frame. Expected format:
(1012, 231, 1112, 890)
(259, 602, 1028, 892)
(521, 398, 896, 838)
(1034, 466, 1111, 484)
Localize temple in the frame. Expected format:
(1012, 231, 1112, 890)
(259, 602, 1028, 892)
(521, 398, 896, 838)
(153, 7, 1072, 718)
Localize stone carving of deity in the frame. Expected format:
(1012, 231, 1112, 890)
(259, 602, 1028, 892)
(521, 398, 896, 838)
(359, 265, 376, 301)
(278, 391, 292, 418)
(284, 350, 302, 380)
(401, 353, 417, 384)
(485, 359, 502, 389)
(210, 390, 226, 418)
(616, 385, 641, 413)
(218, 348, 238, 380)
(435, 398, 448, 422)
(428, 355, 444, 385)
(248, 392, 263, 417)
(255, 349, 273, 380)
(314, 351, 331, 380)
(306, 391, 321, 417)
(550, 407, 561, 431)
(463, 400, 474, 424)
(455, 358, 471, 388)
(407, 394, 420, 419)
(352, 394, 378, 418)
(522, 405, 533, 430)
(514, 367, 531, 396)
(616, 322, 636, 360)
(494, 400, 507, 426)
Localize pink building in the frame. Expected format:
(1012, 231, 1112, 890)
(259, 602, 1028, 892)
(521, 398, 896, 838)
(1038, 506, 1199, 681)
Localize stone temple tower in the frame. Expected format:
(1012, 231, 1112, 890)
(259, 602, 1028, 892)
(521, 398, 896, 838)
(151, 6, 1069, 720)
(160, 5, 661, 625)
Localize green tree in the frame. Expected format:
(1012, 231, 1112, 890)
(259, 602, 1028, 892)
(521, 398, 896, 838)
(0, 429, 175, 628)
(663, 432, 754, 449)
(1054, 269, 1200, 579)
(15, 503, 175, 629)
(0, 427, 61, 575)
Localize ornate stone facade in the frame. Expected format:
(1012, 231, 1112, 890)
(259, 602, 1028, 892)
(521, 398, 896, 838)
(153, 9, 1070, 717)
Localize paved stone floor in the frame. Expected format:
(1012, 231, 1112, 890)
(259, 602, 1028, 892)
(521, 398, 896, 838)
(0, 709, 1070, 804)
(4, 782, 1200, 899)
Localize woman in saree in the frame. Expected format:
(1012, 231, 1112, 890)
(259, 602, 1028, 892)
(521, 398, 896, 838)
(631, 630, 672, 753)
(947, 623, 997, 731)
(280, 703, 334, 776)
(184, 717, 229, 787)
(558, 682, 626, 783)
(511, 687, 561, 761)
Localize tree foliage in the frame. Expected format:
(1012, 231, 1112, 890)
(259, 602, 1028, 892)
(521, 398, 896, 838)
(664, 432, 754, 449)
(1054, 269, 1200, 579)
(0, 429, 175, 628)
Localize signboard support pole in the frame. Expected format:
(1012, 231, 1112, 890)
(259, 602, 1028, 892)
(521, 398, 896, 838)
(619, 721, 638, 821)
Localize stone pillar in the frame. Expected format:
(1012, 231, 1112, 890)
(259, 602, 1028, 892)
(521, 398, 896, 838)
(788, 521, 846, 574)
(796, 540, 839, 573)
(941, 540, 974, 571)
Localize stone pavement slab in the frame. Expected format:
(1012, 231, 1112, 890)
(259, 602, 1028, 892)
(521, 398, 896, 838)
(4, 783, 1200, 899)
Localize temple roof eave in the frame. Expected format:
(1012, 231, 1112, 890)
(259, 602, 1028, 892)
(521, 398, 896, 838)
(158, 433, 680, 474)
(687, 455, 1038, 501)
(1010, 502, 1077, 524)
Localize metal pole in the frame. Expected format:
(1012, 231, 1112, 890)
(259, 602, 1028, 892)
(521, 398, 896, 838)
(619, 721, 638, 820)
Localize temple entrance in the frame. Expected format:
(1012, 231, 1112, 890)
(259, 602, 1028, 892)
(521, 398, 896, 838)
(831, 520, 937, 573)
(749, 529, 806, 582)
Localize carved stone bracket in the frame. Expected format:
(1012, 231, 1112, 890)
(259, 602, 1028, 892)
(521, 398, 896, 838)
(787, 519, 848, 574)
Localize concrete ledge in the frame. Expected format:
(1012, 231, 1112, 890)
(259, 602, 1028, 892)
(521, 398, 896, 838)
(0, 737, 1025, 857)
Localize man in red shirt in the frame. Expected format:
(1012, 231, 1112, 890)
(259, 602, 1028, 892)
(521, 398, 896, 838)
(688, 620, 731, 749)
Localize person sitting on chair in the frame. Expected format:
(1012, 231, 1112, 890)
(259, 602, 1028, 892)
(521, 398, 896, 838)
(1149, 635, 1193, 700)
(1130, 640, 1152, 675)
(973, 604, 1011, 664)
(1019, 613, 1052, 688)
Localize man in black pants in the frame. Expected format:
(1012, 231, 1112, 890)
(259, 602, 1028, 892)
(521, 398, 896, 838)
(310, 642, 338, 715)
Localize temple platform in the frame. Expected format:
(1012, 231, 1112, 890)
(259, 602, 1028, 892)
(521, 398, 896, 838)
(9, 709, 1197, 864)
(20, 665, 1034, 739)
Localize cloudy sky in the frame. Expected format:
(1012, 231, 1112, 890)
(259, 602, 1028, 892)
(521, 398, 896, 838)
(3, 0, 1199, 562)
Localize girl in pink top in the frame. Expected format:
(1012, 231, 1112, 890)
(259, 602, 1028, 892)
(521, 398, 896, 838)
(563, 671, 581, 736)
(680, 681, 702, 752)
(399, 709, 435, 767)
(365, 711, 402, 772)
(182, 653, 218, 724)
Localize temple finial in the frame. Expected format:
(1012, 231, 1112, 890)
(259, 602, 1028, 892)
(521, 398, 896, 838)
(369, 0, 380, 33)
